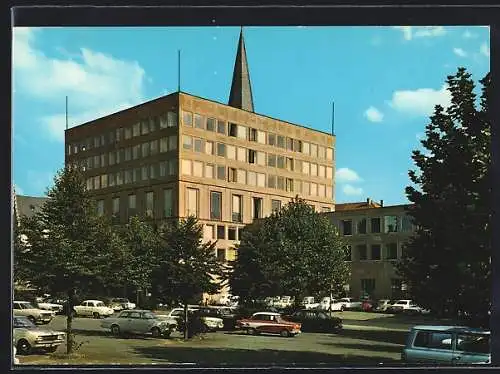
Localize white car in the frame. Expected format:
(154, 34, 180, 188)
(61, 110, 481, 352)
(404, 304, 431, 316)
(101, 310, 177, 338)
(37, 301, 63, 314)
(74, 300, 114, 318)
(338, 298, 362, 310)
(13, 301, 54, 325)
(109, 298, 136, 311)
(302, 297, 320, 310)
(166, 307, 223, 331)
(13, 316, 65, 355)
(164, 307, 199, 321)
(318, 297, 345, 311)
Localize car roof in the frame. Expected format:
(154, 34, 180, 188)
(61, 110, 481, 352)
(412, 325, 490, 334)
(253, 312, 281, 316)
(14, 300, 31, 303)
(83, 299, 105, 303)
(120, 309, 150, 313)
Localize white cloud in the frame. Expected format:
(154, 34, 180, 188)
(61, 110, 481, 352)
(453, 47, 467, 57)
(393, 26, 446, 41)
(336, 168, 363, 183)
(13, 27, 147, 142)
(343, 184, 363, 196)
(389, 84, 451, 117)
(480, 42, 490, 57)
(364, 106, 384, 123)
(463, 30, 477, 39)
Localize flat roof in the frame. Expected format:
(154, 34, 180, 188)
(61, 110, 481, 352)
(65, 90, 334, 138)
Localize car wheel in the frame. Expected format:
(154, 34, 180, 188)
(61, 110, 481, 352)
(280, 329, 291, 338)
(340, 305, 345, 312)
(247, 328, 257, 335)
(17, 339, 31, 355)
(27, 316, 36, 324)
(163, 329, 172, 338)
(151, 327, 161, 338)
(93, 312, 100, 319)
(110, 325, 121, 336)
(45, 346, 58, 353)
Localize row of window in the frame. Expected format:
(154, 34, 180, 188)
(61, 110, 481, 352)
(68, 112, 178, 155)
(345, 242, 402, 261)
(80, 135, 178, 171)
(86, 159, 178, 191)
(338, 215, 414, 235)
(181, 110, 333, 160)
(360, 278, 404, 299)
(182, 135, 333, 178)
(181, 159, 333, 198)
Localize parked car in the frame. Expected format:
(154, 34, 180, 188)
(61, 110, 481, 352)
(403, 304, 432, 316)
(101, 310, 177, 338)
(186, 307, 224, 331)
(236, 312, 301, 337)
(163, 307, 199, 322)
(37, 299, 64, 314)
(402, 325, 490, 365)
(361, 299, 377, 312)
(74, 300, 115, 318)
(388, 299, 414, 314)
(13, 316, 65, 355)
(338, 298, 362, 310)
(13, 301, 54, 325)
(195, 306, 239, 330)
(13, 338, 19, 364)
(318, 297, 345, 311)
(374, 299, 393, 313)
(302, 297, 320, 310)
(109, 298, 136, 312)
(285, 309, 342, 333)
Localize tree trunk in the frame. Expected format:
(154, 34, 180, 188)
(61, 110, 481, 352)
(183, 302, 189, 340)
(66, 288, 74, 354)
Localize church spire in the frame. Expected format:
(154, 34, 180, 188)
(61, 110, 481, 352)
(228, 27, 254, 112)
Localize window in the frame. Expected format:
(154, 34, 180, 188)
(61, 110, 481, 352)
(181, 160, 192, 175)
(342, 220, 353, 236)
(96, 200, 104, 216)
(310, 143, 318, 158)
(133, 145, 140, 159)
(357, 244, 368, 260)
(302, 142, 310, 154)
(318, 146, 326, 159)
(385, 216, 399, 233)
(141, 166, 148, 180)
(344, 245, 352, 261)
(160, 161, 168, 177)
(361, 279, 375, 297)
(128, 194, 136, 216)
(163, 189, 173, 217)
(386, 243, 398, 260)
(228, 167, 237, 182)
(268, 133, 276, 146)
(318, 184, 325, 197)
(167, 111, 177, 127)
(287, 138, 293, 151)
(266, 154, 276, 168)
(237, 147, 246, 162)
(318, 165, 326, 178)
(237, 125, 247, 139)
(310, 182, 317, 196)
(150, 117, 158, 133)
(310, 163, 318, 176)
(142, 142, 150, 157)
(257, 130, 266, 144)
(94, 155, 101, 168)
(182, 111, 192, 126)
(321, 206, 331, 212)
(413, 331, 453, 350)
(116, 171, 123, 185)
(108, 173, 116, 187)
(217, 120, 226, 134)
(302, 161, 310, 175)
(326, 148, 333, 160)
(94, 136, 100, 148)
(302, 181, 310, 195)
(168, 159, 177, 175)
(216, 248, 226, 261)
(256, 151, 266, 166)
(228, 227, 237, 240)
(169, 135, 177, 150)
(204, 225, 214, 240)
(401, 215, 414, 232)
(210, 191, 222, 220)
(277, 135, 285, 148)
(286, 157, 294, 171)
(232, 195, 242, 222)
(229, 123, 238, 137)
(150, 140, 158, 155)
(149, 164, 157, 179)
(286, 178, 294, 192)
(227, 145, 236, 159)
(206, 118, 216, 131)
(112, 197, 120, 219)
(456, 334, 490, 354)
(237, 169, 247, 184)
(257, 173, 266, 187)
(132, 123, 140, 137)
(217, 165, 226, 180)
(248, 150, 256, 164)
(205, 164, 214, 178)
(217, 143, 226, 157)
(183, 135, 193, 150)
(357, 218, 367, 234)
(371, 244, 381, 260)
(217, 225, 225, 239)
(390, 278, 403, 299)
(101, 174, 108, 188)
(271, 199, 281, 212)
(160, 113, 169, 129)
(247, 171, 256, 186)
(277, 176, 284, 190)
(326, 167, 333, 179)
(371, 217, 381, 233)
(124, 147, 132, 161)
(133, 168, 140, 182)
(94, 176, 101, 189)
(252, 197, 263, 219)
(186, 188, 199, 217)
(193, 161, 203, 177)
(194, 113, 204, 129)
(268, 175, 276, 189)
(145, 191, 154, 218)
(276, 156, 285, 169)
(294, 139, 302, 152)
(249, 128, 257, 141)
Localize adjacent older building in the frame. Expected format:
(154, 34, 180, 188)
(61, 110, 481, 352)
(64, 29, 336, 300)
(324, 198, 415, 300)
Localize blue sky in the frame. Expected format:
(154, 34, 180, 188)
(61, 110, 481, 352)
(12, 26, 490, 205)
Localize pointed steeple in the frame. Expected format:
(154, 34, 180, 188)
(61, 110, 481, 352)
(228, 27, 254, 112)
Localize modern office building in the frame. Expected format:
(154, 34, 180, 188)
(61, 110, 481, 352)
(64, 29, 336, 300)
(324, 198, 415, 300)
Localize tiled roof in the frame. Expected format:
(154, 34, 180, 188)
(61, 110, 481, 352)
(334, 201, 382, 211)
(15, 195, 49, 219)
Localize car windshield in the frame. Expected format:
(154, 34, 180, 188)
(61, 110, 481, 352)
(14, 317, 36, 328)
(96, 302, 105, 307)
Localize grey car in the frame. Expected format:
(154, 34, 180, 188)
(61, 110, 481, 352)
(402, 325, 490, 365)
(101, 309, 177, 338)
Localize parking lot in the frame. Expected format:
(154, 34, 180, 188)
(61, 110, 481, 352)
(18, 311, 449, 365)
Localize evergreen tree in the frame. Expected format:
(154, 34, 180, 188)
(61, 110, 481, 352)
(397, 68, 491, 325)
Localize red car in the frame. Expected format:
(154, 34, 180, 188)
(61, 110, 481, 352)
(361, 300, 376, 312)
(236, 312, 301, 337)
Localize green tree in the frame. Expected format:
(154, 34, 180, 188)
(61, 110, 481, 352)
(397, 68, 491, 325)
(119, 216, 160, 307)
(16, 165, 122, 354)
(229, 197, 349, 307)
(152, 216, 225, 339)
